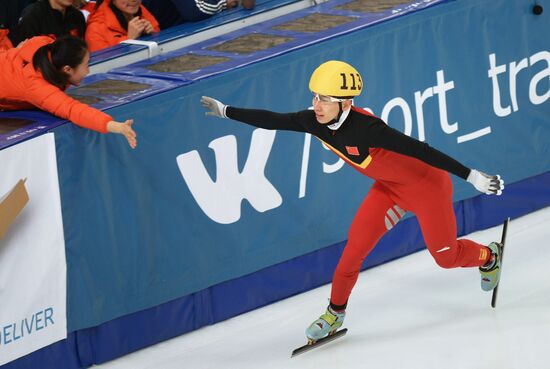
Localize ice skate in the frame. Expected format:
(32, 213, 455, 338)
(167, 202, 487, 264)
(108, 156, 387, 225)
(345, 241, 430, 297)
(292, 306, 347, 357)
(305, 306, 345, 343)
(479, 241, 503, 291)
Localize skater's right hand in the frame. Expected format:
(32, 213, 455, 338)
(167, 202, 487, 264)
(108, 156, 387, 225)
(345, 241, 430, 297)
(467, 169, 504, 195)
(201, 96, 227, 118)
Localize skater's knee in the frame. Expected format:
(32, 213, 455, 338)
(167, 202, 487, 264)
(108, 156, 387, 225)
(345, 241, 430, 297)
(432, 246, 459, 269)
(435, 258, 456, 269)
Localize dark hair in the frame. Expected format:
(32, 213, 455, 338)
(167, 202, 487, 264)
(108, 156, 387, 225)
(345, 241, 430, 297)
(32, 36, 88, 90)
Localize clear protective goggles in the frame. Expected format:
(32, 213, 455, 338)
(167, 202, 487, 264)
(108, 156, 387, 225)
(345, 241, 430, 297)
(312, 93, 347, 104)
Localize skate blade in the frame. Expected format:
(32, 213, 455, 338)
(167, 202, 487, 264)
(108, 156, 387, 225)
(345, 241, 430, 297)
(491, 217, 510, 308)
(291, 328, 348, 358)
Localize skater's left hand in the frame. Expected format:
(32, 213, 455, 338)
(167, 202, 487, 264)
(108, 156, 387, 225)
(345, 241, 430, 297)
(467, 169, 504, 195)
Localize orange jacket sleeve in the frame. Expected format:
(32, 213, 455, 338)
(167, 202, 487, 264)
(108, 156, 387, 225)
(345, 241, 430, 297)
(25, 74, 112, 133)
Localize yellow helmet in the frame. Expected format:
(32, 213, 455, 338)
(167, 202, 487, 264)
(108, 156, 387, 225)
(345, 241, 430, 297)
(309, 60, 363, 98)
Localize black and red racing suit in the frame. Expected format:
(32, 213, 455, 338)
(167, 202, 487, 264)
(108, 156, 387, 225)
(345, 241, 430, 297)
(227, 105, 491, 309)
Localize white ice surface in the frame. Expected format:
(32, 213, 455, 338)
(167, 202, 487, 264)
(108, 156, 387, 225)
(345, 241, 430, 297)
(96, 206, 550, 369)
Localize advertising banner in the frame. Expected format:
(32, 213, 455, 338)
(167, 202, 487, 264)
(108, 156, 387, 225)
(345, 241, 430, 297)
(0, 134, 67, 366)
(52, 0, 550, 331)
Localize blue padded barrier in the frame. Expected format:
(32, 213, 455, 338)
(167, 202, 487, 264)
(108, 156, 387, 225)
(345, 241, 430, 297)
(0, 75, 185, 151)
(4, 170, 550, 369)
(66, 74, 188, 111)
(89, 0, 299, 67)
(108, 0, 449, 81)
(0, 111, 66, 150)
(89, 44, 147, 66)
(143, 0, 300, 42)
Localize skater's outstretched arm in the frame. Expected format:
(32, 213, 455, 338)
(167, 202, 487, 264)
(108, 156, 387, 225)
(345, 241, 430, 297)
(366, 118, 504, 195)
(201, 96, 308, 132)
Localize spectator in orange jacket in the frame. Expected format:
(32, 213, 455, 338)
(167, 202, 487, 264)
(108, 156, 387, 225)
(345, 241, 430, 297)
(85, 0, 160, 52)
(0, 36, 137, 148)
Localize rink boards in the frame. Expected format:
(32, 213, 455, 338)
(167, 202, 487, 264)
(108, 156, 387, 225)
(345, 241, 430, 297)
(1, 0, 550, 367)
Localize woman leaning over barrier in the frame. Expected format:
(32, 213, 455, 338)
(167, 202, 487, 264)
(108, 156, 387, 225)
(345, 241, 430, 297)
(0, 35, 137, 148)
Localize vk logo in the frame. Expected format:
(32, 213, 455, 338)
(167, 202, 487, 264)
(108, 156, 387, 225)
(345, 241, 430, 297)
(176, 129, 282, 224)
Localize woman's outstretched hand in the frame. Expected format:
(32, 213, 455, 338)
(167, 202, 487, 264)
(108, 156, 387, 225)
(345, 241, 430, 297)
(107, 119, 137, 149)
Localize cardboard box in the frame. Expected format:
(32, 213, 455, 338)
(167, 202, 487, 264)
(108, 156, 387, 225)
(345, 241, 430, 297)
(0, 179, 29, 240)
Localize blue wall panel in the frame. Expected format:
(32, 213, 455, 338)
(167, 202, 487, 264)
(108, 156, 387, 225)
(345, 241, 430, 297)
(5, 170, 550, 369)
(55, 0, 550, 333)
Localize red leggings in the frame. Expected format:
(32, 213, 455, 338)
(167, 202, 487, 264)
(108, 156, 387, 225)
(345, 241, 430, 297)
(330, 169, 491, 308)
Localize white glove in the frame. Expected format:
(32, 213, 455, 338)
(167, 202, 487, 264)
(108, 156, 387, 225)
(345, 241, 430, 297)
(467, 169, 504, 195)
(201, 96, 227, 118)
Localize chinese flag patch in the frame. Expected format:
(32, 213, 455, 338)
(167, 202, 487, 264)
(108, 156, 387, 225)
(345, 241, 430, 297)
(346, 146, 360, 156)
